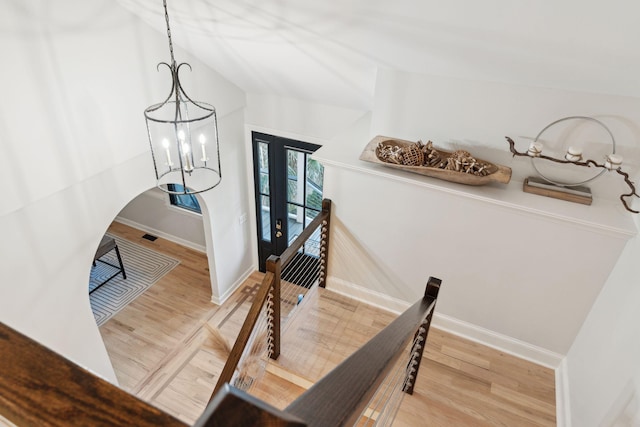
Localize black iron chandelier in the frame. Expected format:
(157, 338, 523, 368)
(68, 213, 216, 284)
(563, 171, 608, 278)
(145, 0, 221, 195)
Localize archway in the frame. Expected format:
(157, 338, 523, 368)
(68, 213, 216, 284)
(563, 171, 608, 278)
(87, 186, 218, 388)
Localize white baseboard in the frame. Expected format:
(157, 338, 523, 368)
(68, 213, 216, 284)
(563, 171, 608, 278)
(211, 266, 255, 306)
(432, 313, 564, 369)
(114, 217, 207, 253)
(326, 276, 564, 369)
(327, 277, 412, 314)
(555, 357, 571, 427)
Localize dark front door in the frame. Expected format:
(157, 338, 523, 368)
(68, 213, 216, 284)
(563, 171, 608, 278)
(252, 132, 324, 272)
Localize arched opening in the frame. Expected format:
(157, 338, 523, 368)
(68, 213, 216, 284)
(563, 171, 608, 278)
(86, 186, 217, 388)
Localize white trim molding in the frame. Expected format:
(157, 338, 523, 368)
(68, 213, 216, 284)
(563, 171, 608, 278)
(326, 276, 564, 369)
(211, 266, 255, 306)
(328, 277, 412, 315)
(555, 357, 571, 427)
(114, 217, 207, 253)
(432, 313, 564, 370)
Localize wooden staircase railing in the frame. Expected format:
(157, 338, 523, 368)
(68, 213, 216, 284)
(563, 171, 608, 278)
(199, 276, 441, 426)
(1, 195, 442, 426)
(0, 276, 441, 427)
(210, 271, 276, 396)
(211, 199, 332, 397)
(0, 322, 186, 427)
(284, 277, 440, 426)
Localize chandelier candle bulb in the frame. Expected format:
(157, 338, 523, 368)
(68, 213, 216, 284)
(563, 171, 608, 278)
(605, 154, 623, 170)
(182, 143, 194, 172)
(199, 134, 208, 161)
(162, 138, 173, 167)
(527, 141, 543, 157)
(565, 146, 583, 162)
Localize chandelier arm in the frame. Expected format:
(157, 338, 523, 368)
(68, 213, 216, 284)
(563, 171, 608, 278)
(175, 63, 214, 112)
(143, 62, 177, 114)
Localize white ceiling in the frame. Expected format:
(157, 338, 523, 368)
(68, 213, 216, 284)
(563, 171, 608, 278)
(116, 0, 640, 109)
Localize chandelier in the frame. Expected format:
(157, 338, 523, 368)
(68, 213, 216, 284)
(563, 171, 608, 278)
(144, 0, 221, 195)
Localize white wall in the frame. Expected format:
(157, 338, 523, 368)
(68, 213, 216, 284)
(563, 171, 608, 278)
(200, 108, 254, 304)
(315, 68, 639, 362)
(371, 68, 640, 199)
(565, 211, 640, 426)
(0, 0, 247, 381)
(117, 188, 207, 252)
(244, 94, 369, 143)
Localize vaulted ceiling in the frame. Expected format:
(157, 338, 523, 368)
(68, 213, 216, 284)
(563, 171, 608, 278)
(117, 0, 640, 109)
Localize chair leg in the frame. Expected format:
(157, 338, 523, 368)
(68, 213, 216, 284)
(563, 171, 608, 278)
(114, 245, 126, 280)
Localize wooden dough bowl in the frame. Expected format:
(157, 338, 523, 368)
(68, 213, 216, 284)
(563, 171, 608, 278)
(359, 135, 512, 186)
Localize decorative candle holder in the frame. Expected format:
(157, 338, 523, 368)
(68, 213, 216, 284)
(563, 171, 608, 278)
(564, 146, 583, 162)
(505, 116, 639, 213)
(605, 154, 623, 171)
(527, 142, 543, 157)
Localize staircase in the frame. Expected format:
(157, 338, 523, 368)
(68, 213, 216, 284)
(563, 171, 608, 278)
(249, 285, 399, 409)
(0, 198, 556, 426)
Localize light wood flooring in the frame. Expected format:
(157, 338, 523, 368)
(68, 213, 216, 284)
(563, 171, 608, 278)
(100, 222, 556, 426)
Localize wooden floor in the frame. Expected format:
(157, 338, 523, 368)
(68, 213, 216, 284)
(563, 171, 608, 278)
(100, 222, 556, 426)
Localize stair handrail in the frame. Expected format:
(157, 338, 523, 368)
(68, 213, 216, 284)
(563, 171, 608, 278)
(211, 271, 276, 396)
(211, 199, 332, 398)
(0, 322, 187, 427)
(1, 275, 441, 427)
(1, 195, 440, 426)
(284, 277, 441, 426)
(202, 277, 441, 426)
(278, 199, 331, 283)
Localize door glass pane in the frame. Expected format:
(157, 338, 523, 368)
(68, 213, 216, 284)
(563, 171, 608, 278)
(287, 202, 304, 246)
(305, 208, 320, 226)
(306, 157, 324, 211)
(258, 142, 270, 195)
(287, 149, 305, 204)
(305, 209, 321, 256)
(261, 195, 271, 242)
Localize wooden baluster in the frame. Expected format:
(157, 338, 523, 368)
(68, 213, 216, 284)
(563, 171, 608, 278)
(318, 199, 332, 288)
(266, 255, 281, 360)
(403, 276, 441, 395)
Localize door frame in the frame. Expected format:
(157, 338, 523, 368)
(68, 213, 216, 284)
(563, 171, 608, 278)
(249, 130, 324, 272)
(244, 127, 328, 272)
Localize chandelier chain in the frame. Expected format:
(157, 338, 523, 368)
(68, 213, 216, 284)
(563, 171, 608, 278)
(162, 0, 176, 65)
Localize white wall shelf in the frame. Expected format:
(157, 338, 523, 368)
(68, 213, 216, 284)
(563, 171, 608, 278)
(314, 139, 637, 240)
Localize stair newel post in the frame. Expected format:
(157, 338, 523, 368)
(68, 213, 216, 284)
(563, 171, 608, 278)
(318, 199, 332, 288)
(403, 276, 441, 395)
(266, 255, 281, 360)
